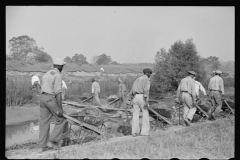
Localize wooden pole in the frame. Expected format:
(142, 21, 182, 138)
(223, 100, 234, 115)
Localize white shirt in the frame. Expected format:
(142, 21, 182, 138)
(62, 80, 67, 89)
(32, 75, 40, 85)
(195, 81, 206, 96)
(100, 68, 104, 72)
(92, 81, 100, 94)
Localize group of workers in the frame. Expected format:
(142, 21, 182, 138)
(176, 70, 225, 126)
(35, 57, 225, 152)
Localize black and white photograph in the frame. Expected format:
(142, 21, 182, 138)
(6, 6, 234, 159)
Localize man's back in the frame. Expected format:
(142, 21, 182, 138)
(208, 75, 224, 93)
(131, 75, 150, 95)
(92, 81, 100, 93)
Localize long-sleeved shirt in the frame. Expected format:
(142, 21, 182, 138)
(195, 81, 206, 96)
(41, 68, 62, 96)
(208, 75, 224, 94)
(119, 83, 127, 97)
(92, 81, 100, 94)
(177, 76, 196, 101)
(130, 75, 151, 100)
(62, 80, 67, 89)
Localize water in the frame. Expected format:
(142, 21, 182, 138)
(6, 121, 55, 149)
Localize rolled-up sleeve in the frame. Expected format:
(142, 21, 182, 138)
(191, 80, 196, 101)
(143, 78, 151, 100)
(220, 79, 224, 94)
(54, 74, 62, 95)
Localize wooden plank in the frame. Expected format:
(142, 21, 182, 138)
(63, 113, 103, 135)
(194, 104, 209, 118)
(62, 101, 133, 112)
(81, 96, 93, 103)
(147, 106, 172, 125)
(223, 100, 234, 115)
(108, 98, 120, 105)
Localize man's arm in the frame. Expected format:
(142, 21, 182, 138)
(199, 83, 207, 96)
(143, 78, 151, 105)
(191, 80, 197, 102)
(220, 78, 224, 95)
(54, 74, 63, 116)
(91, 83, 94, 95)
(177, 81, 181, 99)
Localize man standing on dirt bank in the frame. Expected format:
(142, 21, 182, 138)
(118, 77, 127, 108)
(208, 70, 224, 119)
(38, 58, 69, 152)
(91, 78, 101, 106)
(128, 68, 152, 137)
(176, 71, 197, 126)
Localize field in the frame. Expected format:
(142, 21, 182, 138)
(7, 116, 234, 159)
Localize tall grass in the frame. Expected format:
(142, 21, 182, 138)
(6, 75, 137, 107)
(6, 75, 36, 107)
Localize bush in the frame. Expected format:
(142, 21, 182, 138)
(35, 52, 52, 62)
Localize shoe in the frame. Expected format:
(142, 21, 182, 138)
(47, 142, 60, 150)
(132, 133, 139, 137)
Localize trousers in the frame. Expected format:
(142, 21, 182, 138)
(93, 93, 101, 106)
(39, 94, 68, 148)
(181, 92, 197, 121)
(209, 90, 222, 116)
(132, 94, 150, 135)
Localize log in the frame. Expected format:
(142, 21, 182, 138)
(81, 95, 93, 103)
(108, 98, 120, 105)
(223, 100, 234, 115)
(63, 113, 103, 135)
(194, 104, 209, 118)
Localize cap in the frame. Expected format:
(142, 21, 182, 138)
(143, 68, 153, 74)
(91, 78, 95, 82)
(215, 70, 222, 74)
(188, 71, 196, 76)
(53, 58, 65, 65)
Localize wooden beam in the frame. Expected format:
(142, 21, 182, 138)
(147, 106, 172, 125)
(223, 100, 234, 115)
(63, 113, 103, 135)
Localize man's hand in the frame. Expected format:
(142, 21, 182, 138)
(193, 100, 197, 106)
(222, 94, 225, 100)
(57, 109, 64, 117)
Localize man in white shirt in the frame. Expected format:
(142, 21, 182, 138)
(31, 73, 41, 94)
(91, 78, 101, 106)
(193, 76, 207, 100)
(62, 80, 67, 100)
(100, 67, 104, 72)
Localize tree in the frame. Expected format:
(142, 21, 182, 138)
(71, 53, 88, 65)
(110, 61, 119, 65)
(206, 56, 221, 70)
(96, 54, 112, 65)
(8, 35, 52, 63)
(91, 55, 99, 65)
(64, 56, 72, 63)
(154, 39, 207, 93)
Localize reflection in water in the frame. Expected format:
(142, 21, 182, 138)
(6, 121, 55, 148)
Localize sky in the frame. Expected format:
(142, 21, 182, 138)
(6, 6, 235, 63)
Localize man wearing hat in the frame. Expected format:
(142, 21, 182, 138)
(176, 71, 197, 126)
(128, 68, 152, 136)
(91, 78, 101, 106)
(118, 77, 127, 108)
(208, 70, 224, 119)
(38, 58, 69, 152)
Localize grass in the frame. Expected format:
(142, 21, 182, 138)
(8, 117, 234, 159)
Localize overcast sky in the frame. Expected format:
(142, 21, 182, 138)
(6, 6, 235, 63)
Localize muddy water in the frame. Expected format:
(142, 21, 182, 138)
(6, 121, 55, 149)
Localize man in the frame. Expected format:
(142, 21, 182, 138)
(118, 77, 127, 108)
(61, 80, 67, 100)
(208, 70, 224, 118)
(193, 75, 207, 101)
(128, 68, 152, 137)
(176, 71, 197, 126)
(91, 78, 101, 106)
(38, 58, 69, 152)
(31, 73, 41, 94)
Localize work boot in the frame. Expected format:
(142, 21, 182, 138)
(47, 142, 60, 150)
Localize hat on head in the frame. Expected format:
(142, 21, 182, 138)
(213, 70, 216, 73)
(188, 71, 196, 76)
(143, 68, 153, 74)
(118, 77, 122, 83)
(215, 70, 222, 74)
(53, 58, 65, 65)
(91, 78, 95, 82)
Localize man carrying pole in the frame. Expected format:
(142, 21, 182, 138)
(38, 58, 69, 152)
(208, 70, 225, 119)
(176, 71, 197, 126)
(128, 68, 152, 137)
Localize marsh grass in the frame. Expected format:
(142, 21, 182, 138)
(26, 117, 234, 159)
